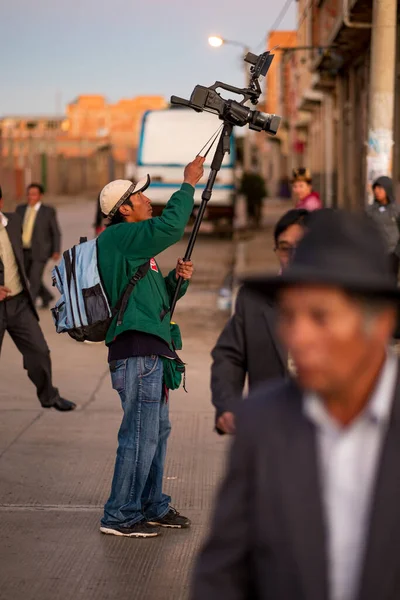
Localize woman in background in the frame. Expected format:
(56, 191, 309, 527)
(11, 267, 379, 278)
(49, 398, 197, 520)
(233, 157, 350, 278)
(292, 168, 322, 211)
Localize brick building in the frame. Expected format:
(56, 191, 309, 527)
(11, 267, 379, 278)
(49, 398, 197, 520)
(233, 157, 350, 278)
(65, 95, 166, 161)
(269, 0, 400, 208)
(257, 30, 297, 196)
(0, 94, 166, 201)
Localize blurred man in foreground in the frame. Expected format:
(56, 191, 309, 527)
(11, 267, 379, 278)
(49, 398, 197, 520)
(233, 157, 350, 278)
(192, 210, 400, 600)
(211, 209, 308, 434)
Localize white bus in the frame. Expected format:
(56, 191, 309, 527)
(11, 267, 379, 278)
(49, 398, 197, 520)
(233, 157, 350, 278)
(136, 108, 236, 232)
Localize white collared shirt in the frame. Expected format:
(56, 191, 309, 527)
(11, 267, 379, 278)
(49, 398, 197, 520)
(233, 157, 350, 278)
(304, 352, 397, 600)
(0, 211, 23, 296)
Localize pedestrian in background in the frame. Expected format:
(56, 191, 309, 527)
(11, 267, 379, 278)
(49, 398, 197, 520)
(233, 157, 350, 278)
(192, 209, 400, 600)
(16, 183, 61, 308)
(0, 186, 75, 411)
(93, 192, 106, 236)
(240, 172, 267, 229)
(292, 167, 322, 211)
(367, 175, 400, 279)
(211, 209, 308, 435)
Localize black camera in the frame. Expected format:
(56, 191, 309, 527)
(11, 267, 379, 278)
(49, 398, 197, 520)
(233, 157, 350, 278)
(171, 50, 281, 136)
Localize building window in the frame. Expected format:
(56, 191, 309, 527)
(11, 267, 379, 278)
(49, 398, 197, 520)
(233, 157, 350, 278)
(46, 120, 59, 130)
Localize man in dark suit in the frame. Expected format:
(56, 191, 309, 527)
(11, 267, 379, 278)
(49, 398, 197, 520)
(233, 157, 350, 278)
(16, 183, 61, 308)
(0, 186, 75, 411)
(211, 209, 308, 434)
(192, 210, 400, 600)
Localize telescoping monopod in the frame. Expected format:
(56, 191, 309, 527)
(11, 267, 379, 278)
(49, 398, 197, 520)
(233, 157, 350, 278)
(169, 122, 232, 319)
(168, 48, 281, 319)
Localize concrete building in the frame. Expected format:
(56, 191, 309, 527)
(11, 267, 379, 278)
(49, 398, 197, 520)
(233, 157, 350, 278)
(0, 115, 66, 167)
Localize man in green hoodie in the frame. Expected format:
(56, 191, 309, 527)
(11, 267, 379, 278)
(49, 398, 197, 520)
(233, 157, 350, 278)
(97, 156, 204, 538)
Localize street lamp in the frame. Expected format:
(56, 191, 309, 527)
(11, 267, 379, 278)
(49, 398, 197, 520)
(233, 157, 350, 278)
(208, 35, 252, 172)
(208, 35, 224, 48)
(208, 36, 248, 51)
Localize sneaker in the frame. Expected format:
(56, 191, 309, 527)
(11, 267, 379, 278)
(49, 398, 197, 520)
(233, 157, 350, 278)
(147, 507, 191, 529)
(100, 521, 160, 538)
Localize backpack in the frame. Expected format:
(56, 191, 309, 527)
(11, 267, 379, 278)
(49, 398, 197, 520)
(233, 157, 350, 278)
(51, 237, 149, 343)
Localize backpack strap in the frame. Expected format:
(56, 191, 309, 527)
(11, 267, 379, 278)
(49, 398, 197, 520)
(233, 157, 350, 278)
(63, 249, 77, 328)
(114, 261, 151, 326)
(71, 245, 84, 327)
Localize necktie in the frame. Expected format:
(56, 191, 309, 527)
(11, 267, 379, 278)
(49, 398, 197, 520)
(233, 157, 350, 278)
(288, 352, 297, 376)
(0, 221, 4, 259)
(22, 206, 36, 249)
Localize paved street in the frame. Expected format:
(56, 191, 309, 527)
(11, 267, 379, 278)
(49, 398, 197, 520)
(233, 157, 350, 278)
(0, 197, 285, 600)
(3, 0, 399, 592)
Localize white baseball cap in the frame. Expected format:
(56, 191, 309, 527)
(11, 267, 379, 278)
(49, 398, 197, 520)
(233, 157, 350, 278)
(100, 175, 151, 218)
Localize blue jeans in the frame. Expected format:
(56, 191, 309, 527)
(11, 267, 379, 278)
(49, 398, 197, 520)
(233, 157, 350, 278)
(102, 355, 171, 528)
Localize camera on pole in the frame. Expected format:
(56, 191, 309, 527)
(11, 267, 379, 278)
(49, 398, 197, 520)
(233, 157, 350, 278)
(169, 50, 281, 318)
(171, 51, 281, 135)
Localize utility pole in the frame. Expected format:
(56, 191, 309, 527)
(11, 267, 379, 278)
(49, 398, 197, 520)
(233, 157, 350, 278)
(366, 0, 398, 202)
(324, 93, 334, 207)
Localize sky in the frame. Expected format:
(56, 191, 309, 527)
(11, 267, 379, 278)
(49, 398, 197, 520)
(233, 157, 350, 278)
(0, 0, 296, 116)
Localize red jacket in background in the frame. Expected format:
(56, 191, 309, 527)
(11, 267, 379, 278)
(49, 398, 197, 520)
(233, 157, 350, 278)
(295, 192, 322, 211)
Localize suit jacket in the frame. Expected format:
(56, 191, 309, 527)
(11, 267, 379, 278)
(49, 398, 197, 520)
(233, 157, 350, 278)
(0, 213, 38, 319)
(16, 203, 61, 261)
(211, 285, 288, 428)
(192, 374, 400, 600)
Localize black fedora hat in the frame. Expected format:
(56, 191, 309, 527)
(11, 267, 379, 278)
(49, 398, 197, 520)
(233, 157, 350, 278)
(243, 209, 400, 300)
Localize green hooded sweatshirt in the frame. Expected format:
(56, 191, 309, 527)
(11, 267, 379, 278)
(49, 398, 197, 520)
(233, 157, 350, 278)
(97, 183, 194, 346)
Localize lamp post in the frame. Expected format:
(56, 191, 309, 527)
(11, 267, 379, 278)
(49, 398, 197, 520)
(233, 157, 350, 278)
(208, 35, 252, 173)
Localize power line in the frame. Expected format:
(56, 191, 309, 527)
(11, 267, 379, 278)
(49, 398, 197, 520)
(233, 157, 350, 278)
(255, 0, 295, 52)
(285, 0, 315, 48)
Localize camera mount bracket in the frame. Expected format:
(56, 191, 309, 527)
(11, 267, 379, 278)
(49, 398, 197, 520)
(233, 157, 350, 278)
(169, 50, 279, 318)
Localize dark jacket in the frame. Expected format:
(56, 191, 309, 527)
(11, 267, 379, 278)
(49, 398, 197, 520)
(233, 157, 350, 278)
(97, 183, 194, 346)
(192, 372, 400, 600)
(0, 212, 38, 319)
(367, 177, 400, 253)
(211, 285, 288, 430)
(94, 194, 106, 234)
(16, 203, 61, 261)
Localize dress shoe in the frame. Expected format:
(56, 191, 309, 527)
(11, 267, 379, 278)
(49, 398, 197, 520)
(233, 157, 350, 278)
(42, 397, 76, 411)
